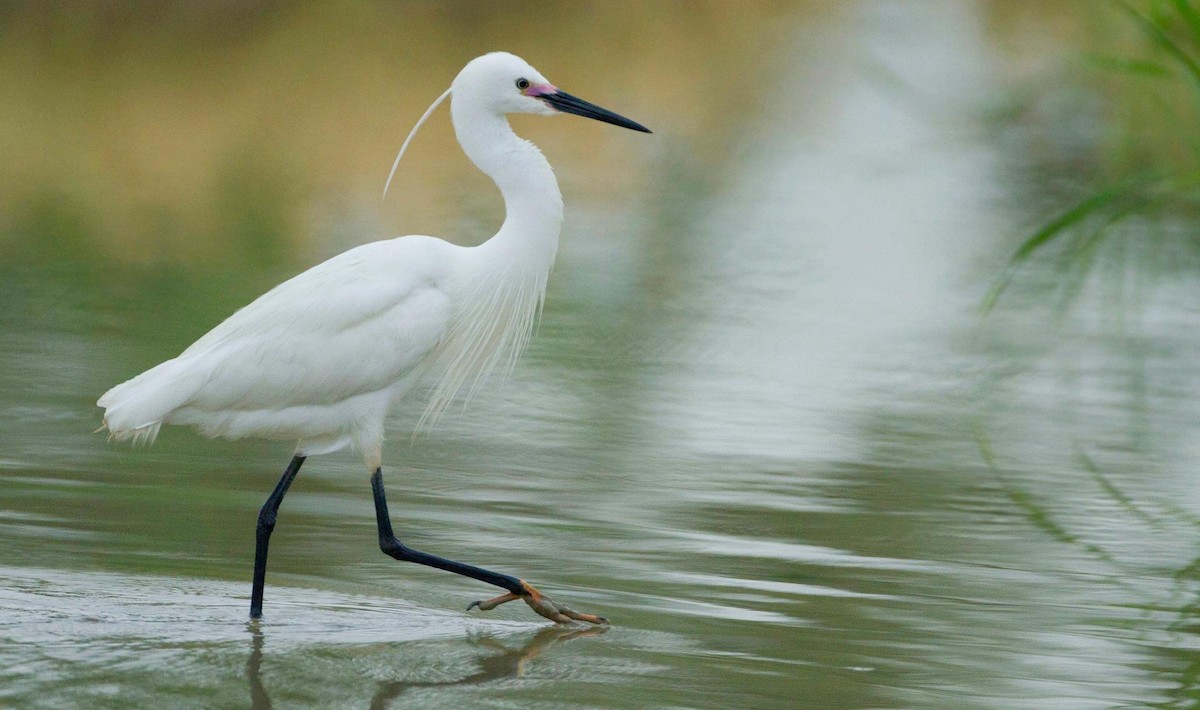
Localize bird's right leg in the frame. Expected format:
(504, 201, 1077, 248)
(370, 468, 606, 624)
(251, 454, 306, 618)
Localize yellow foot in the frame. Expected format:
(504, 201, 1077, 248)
(467, 581, 608, 625)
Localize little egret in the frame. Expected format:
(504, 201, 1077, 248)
(97, 52, 650, 624)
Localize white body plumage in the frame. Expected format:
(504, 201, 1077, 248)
(99, 52, 569, 471)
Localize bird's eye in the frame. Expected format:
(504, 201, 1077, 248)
(516, 78, 530, 91)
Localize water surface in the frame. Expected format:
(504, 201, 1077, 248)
(3, 2, 1200, 708)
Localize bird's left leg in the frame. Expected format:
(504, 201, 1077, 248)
(370, 468, 607, 624)
(251, 454, 306, 618)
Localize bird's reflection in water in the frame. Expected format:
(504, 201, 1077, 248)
(245, 623, 606, 710)
(370, 626, 606, 708)
(247, 622, 272, 710)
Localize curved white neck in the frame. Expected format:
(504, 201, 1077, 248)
(418, 99, 565, 428)
(451, 99, 563, 272)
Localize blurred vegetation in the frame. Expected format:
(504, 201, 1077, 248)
(0, 0, 798, 271)
(985, 0, 1200, 315)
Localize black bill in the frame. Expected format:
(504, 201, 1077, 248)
(540, 90, 652, 133)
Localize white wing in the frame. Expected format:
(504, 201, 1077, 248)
(99, 236, 456, 440)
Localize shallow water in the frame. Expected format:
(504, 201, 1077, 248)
(4, 2, 1200, 708)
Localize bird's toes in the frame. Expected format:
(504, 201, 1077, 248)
(554, 604, 609, 625)
(522, 594, 575, 624)
(467, 591, 521, 612)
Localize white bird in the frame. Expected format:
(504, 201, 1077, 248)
(97, 52, 650, 624)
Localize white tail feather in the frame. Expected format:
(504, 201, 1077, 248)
(97, 357, 204, 445)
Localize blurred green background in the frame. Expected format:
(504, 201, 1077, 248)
(4, 1, 1200, 708)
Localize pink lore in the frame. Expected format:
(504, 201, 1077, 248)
(523, 82, 557, 97)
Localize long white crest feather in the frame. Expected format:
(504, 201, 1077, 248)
(383, 86, 452, 199)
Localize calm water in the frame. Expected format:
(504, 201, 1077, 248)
(4, 2, 1200, 708)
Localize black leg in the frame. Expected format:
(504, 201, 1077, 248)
(251, 455, 306, 618)
(370, 468, 524, 594)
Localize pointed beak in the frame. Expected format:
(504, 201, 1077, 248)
(539, 90, 652, 133)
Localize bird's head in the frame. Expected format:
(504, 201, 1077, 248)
(383, 52, 650, 199)
(452, 52, 651, 133)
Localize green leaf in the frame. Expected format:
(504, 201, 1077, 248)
(1170, 0, 1200, 47)
(982, 184, 1131, 315)
(1081, 52, 1170, 76)
(1117, 0, 1200, 91)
